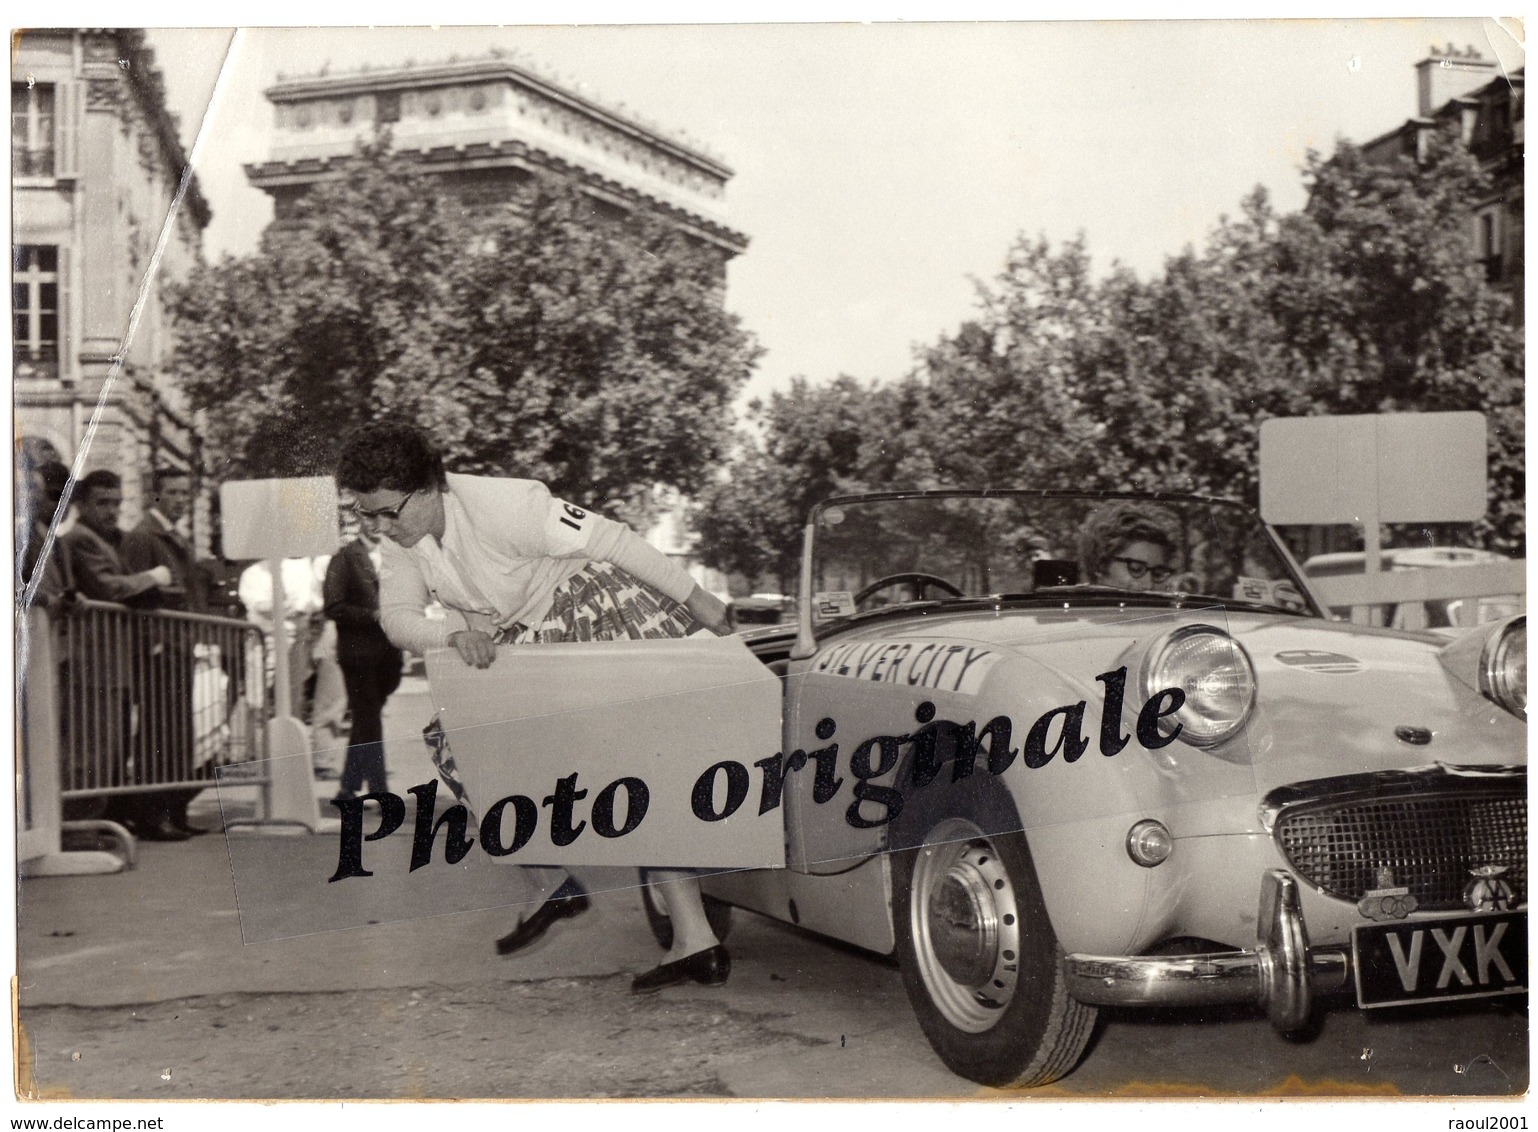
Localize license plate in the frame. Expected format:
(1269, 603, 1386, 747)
(1353, 910, 1527, 1008)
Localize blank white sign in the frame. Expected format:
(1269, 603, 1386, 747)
(220, 477, 341, 560)
(1259, 412, 1486, 525)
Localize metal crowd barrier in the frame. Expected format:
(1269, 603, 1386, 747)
(51, 599, 271, 809)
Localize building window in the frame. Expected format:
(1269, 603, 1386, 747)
(377, 92, 400, 124)
(14, 245, 59, 361)
(12, 82, 55, 176)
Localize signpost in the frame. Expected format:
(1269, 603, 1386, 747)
(1259, 412, 1492, 625)
(219, 476, 341, 831)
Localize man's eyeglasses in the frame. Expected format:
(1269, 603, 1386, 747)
(1107, 556, 1175, 584)
(351, 489, 417, 523)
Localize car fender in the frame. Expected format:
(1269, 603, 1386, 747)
(909, 653, 1182, 957)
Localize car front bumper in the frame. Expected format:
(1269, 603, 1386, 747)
(1062, 869, 1352, 1032)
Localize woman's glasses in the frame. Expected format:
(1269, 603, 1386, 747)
(1107, 556, 1175, 584)
(352, 489, 417, 523)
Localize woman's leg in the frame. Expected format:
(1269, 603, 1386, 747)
(648, 868, 720, 959)
(493, 865, 586, 956)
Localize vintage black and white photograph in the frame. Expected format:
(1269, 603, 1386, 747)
(10, 14, 1527, 1119)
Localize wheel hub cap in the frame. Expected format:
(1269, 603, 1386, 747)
(929, 857, 1000, 984)
(913, 832, 1024, 1032)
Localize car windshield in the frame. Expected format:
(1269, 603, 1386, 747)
(809, 492, 1315, 622)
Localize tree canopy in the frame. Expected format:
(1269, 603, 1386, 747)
(169, 142, 761, 519)
(691, 376, 889, 592)
(694, 119, 1523, 584)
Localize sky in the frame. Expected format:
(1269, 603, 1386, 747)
(140, 18, 1525, 409)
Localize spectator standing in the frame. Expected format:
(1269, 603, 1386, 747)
(121, 469, 209, 836)
(63, 470, 171, 604)
(18, 461, 76, 823)
(322, 531, 405, 801)
(61, 470, 180, 838)
(19, 460, 74, 607)
(239, 556, 327, 716)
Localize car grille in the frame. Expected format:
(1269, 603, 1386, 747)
(1273, 788, 1526, 911)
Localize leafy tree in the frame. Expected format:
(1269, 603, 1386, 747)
(169, 141, 760, 518)
(448, 189, 759, 513)
(1268, 127, 1524, 551)
(169, 141, 464, 481)
(692, 376, 889, 591)
(881, 122, 1523, 551)
(907, 236, 1105, 491)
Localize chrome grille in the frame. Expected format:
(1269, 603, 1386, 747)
(1274, 789, 1526, 911)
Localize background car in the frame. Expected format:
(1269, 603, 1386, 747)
(1302, 547, 1522, 631)
(729, 592, 797, 628)
(646, 490, 1527, 1088)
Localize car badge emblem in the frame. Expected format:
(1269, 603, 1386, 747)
(1358, 866, 1417, 921)
(1394, 725, 1433, 746)
(1464, 864, 1514, 913)
(1274, 649, 1361, 674)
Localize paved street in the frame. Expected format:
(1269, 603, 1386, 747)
(15, 675, 1528, 1101)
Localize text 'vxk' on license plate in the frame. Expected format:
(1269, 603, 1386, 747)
(1353, 910, 1526, 1008)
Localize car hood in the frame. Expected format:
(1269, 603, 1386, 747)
(811, 605, 1525, 793)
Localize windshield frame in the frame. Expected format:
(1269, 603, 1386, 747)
(789, 488, 1324, 658)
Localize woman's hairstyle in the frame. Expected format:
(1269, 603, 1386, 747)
(1077, 500, 1180, 581)
(334, 419, 447, 494)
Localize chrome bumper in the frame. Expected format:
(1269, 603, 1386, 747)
(1063, 869, 1351, 1032)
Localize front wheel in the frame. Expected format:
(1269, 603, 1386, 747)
(892, 781, 1097, 1087)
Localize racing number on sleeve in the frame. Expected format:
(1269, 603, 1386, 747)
(545, 498, 594, 553)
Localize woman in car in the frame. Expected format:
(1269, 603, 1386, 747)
(334, 419, 732, 994)
(1077, 501, 1181, 592)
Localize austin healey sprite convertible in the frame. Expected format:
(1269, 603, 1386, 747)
(660, 490, 1526, 1087)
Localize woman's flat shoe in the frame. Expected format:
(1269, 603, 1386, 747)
(631, 945, 731, 994)
(494, 880, 590, 956)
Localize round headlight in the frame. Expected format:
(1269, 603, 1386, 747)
(1481, 617, 1526, 718)
(1142, 625, 1257, 747)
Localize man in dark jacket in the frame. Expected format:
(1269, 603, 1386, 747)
(121, 469, 209, 836)
(61, 469, 183, 839)
(323, 532, 405, 801)
(62, 470, 172, 604)
(121, 470, 205, 612)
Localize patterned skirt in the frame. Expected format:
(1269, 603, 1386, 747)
(496, 560, 706, 644)
(424, 560, 705, 812)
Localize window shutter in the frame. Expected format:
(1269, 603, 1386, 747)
(56, 245, 74, 383)
(54, 81, 80, 179)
